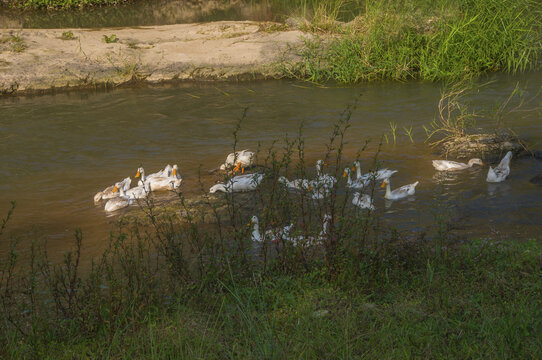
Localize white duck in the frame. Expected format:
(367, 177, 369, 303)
(220, 150, 255, 171)
(136, 167, 181, 191)
(381, 178, 419, 200)
(122, 179, 151, 200)
(248, 216, 293, 243)
(284, 214, 332, 246)
(278, 176, 330, 200)
(352, 192, 375, 210)
(342, 168, 369, 189)
(104, 182, 133, 212)
(153, 164, 173, 178)
(94, 177, 131, 203)
(432, 158, 484, 171)
(353, 161, 398, 182)
(315, 159, 337, 187)
(487, 151, 512, 183)
(352, 161, 397, 181)
(209, 173, 264, 193)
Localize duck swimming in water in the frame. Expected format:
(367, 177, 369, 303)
(432, 158, 483, 171)
(381, 178, 418, 200)
(487, 151, 512, 183)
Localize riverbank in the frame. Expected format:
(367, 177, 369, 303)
(0, 21, 306, 95)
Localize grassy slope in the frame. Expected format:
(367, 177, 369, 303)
(6, 239, 540, 359)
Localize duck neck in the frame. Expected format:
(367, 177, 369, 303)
(385, 181, 392, 198)
(355, 164, 362, 179)
(252, 223, 261, 242)
(320, 217, 330, 238)
(140, 169, 146, 182)
(316, 165, 322, 177)
(215, 184, 228, 193)
(346, 171, 353, 186)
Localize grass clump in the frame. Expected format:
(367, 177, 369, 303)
(287, 0, 542, 83)
(102, 33, 118, 43)
(0, 33, 27, 53)
(60, 30, 75, 40)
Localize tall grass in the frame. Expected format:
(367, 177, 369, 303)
(288, 0, 542, 83)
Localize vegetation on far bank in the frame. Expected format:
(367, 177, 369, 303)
(2, 0, 126, 10)
(1, 105, 541, 358)
(285, 0, 542, 83)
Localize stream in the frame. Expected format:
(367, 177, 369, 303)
(1, 73, 541, 260)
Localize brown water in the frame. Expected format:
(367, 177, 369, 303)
(1, 74, 542, 259)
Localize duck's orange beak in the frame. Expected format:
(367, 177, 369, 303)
(113, 186, 118, 193)
(351, 166, 356, 171)
(172, 168, 177, 176)
(135, 170, 140, 178)
(342, 171, 347, 178)
(380, 181, 387, 188)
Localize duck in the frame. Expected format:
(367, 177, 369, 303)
(353, 161, 397, 182)
(315, 159, 337, 187)
(153, 164, 173, 178)
(248, 216, 293, 243)
(136, 167, 181, 191)
(342, 168, 369, 189)
(94, 177, 131, 203)
(278, 176, 330, 200)
(220, 150, 255, 171)
(487, 151, 512, 183)
(284, 214, 332, 246)
(352, 192, 375, 210)
(104, 182, 133, 212)
(381, 178, 419, 200)
(124, 179, 151, 200)
(432, 158, 484, 171)
(209, 173, 264, 193)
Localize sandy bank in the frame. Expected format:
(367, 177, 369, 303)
(0, 21, 306, 95)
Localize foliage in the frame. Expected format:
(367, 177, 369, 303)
(8, 0, 126, 10)
(102, 33, 117, 43)
(60, 30, 75, 40)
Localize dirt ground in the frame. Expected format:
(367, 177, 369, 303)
(0, 21, 306, 95)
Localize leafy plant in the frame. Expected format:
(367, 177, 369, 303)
(60, 31, 75, 40)
(102, 34, 118, 44)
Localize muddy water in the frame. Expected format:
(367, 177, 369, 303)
(1, 74, 542, 260)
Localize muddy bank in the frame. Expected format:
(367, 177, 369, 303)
(0, 21, 306, 95)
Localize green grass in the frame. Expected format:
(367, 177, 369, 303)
(3, 239, 540, 359)
(7, 0, 126, 9)
(287, 0, 542, 83)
